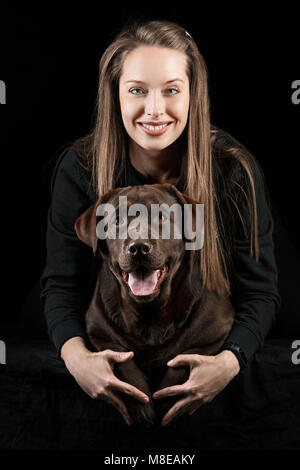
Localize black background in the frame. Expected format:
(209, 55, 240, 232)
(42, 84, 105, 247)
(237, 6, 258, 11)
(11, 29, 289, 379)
(0, 4, 299, 325)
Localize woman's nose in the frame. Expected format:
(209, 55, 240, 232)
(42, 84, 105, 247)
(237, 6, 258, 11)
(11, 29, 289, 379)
(144, 90, 165, 117)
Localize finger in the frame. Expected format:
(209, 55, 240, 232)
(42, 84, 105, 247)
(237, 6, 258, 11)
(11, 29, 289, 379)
(105, 350, 134, 364)
(103, 390, 132, 426)
(161, 396, 192, 426)
(152, 383, 188, 400)
(167, 354, 200, 367)
(111, 377, 149, 403)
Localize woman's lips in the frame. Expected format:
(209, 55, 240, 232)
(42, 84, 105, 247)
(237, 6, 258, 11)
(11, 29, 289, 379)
(137, 122, 173, 136)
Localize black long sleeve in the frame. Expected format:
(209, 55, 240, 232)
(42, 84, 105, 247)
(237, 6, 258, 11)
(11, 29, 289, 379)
(40, 149, 98, 354)
(40, 146, 280, 361)
(212, 128, 281, 362)
(223, 174, 281, 361)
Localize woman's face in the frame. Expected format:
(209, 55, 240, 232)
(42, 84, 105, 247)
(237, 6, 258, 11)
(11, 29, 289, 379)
(119, 46, 190, 152)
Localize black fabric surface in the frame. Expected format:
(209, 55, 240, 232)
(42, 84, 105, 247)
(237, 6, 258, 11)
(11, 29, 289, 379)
(0, 330, 299, 451)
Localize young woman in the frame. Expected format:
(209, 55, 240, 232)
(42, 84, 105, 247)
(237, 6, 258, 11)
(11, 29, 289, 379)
(40, 20, 280, 427)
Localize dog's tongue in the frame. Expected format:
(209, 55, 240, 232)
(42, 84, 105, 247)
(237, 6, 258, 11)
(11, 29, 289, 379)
(128, 269, 158, 296)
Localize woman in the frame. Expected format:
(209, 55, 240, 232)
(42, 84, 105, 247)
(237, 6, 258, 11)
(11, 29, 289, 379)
(40, 20, 280, 427)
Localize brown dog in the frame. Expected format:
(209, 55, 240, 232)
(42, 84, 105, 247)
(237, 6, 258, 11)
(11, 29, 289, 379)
(75, 183, 234, 426)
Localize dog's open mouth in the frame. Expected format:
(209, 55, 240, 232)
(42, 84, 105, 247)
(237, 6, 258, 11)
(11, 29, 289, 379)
(122, 265, 168, 297)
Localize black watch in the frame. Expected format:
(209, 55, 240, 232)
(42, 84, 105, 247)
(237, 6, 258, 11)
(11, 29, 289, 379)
(220, 342, 248, 371)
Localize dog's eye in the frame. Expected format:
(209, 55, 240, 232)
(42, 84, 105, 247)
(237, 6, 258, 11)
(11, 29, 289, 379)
(157, 213, 167, 222)
(113, 215, 125, 226)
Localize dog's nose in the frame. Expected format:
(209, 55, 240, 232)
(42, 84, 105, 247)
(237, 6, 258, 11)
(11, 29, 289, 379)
(128, 241, 152, 256)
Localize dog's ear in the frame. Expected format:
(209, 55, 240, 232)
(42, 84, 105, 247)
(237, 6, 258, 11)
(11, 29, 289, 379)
(75, 187, 125, 256)
(75, 204, 99, 255)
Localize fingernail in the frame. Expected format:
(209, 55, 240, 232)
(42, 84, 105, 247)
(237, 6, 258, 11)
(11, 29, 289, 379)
(143, 396, 149, 402)
(167, 360, 174, 366)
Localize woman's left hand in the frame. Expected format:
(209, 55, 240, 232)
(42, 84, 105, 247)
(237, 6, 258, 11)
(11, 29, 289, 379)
(152, 350, 240, 426)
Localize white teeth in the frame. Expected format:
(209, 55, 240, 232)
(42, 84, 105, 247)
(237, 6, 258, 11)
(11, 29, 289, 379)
(141, 123, 169, 131)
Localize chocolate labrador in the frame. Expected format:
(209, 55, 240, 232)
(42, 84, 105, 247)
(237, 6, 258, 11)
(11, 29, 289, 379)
(75, 183, 234, 426)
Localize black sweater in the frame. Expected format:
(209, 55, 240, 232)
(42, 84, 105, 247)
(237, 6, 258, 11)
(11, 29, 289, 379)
(40, 137, 281, 362)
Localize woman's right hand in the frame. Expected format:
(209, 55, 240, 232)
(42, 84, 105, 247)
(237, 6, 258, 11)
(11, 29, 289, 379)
(60, 337, 150, 425)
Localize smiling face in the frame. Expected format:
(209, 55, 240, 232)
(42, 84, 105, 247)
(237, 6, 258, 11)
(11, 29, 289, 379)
(119, 46, 190, 152)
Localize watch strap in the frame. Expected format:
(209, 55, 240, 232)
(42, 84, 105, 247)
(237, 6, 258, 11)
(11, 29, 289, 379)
(220, 341, 248, 371)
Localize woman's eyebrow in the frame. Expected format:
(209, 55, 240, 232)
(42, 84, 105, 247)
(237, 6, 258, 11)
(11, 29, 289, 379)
(124, 78, 185, 84)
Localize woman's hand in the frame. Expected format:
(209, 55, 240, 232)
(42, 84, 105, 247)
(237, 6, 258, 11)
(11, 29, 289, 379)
(152, 350, 240, 426)
(61, 337, 150, 425)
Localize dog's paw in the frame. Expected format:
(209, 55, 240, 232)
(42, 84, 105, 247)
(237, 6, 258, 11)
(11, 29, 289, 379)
(127, 399, 157, 427)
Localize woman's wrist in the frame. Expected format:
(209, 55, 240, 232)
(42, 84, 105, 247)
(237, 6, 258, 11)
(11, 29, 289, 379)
(217, 349, 240, 377)
(60, 336, 90, 369)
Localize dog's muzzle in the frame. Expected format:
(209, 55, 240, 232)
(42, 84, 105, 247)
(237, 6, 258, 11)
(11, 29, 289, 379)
(121, 240, 168, 297)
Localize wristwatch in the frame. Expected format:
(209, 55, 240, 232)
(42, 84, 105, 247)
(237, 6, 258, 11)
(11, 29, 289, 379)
(220, 342, 248, 371)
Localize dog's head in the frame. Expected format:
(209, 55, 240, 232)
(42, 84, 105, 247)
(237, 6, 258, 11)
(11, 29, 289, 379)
(75, 183, 203, 303)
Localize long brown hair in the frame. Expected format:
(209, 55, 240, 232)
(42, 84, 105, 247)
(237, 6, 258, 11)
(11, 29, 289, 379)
(52, 20, 266, 296)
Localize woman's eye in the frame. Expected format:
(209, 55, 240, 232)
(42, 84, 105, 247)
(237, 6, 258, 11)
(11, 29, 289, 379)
(166, 88, 179, 95)
(129, 88, 179, 96)
(129, 88, 145, 95)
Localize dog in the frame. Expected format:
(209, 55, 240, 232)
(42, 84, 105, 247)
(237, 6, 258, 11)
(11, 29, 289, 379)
(75, 183, 234, 426)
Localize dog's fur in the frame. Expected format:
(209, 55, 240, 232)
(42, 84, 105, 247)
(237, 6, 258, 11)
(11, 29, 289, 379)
(75, 183, 234, 426)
